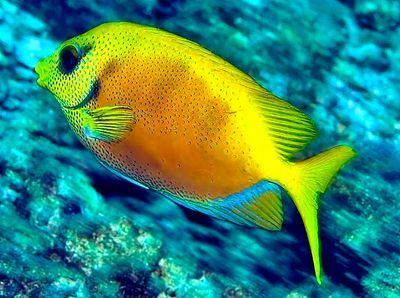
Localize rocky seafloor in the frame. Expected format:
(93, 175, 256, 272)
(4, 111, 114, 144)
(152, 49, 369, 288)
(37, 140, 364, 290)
(0, 0, 399, 297)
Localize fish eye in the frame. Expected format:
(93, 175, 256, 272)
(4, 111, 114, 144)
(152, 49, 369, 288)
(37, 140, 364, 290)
(59, 45, 80, 74)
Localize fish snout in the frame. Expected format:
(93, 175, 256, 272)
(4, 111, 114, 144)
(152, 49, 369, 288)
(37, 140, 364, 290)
(35, 60, 49, 88)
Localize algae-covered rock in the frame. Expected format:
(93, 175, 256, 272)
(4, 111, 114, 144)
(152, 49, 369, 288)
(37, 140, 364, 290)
(354, 0, 400, 31)
(65, 218, 162, 275)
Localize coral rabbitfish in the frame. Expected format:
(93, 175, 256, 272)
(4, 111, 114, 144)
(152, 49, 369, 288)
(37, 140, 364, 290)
(35, 22, 356, 284)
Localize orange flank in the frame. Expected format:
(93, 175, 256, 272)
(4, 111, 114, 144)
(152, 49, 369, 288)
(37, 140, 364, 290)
(90, 55, 266, 199)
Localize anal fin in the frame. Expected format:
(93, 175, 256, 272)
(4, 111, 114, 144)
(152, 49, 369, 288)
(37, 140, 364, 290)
(164, 180, 283, 231)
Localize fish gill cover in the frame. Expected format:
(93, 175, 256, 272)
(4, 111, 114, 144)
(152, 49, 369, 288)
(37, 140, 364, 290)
(0, 0, 399, 297)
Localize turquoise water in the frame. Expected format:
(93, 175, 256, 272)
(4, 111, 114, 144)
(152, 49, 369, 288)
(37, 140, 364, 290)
(0, 0, 399, 297)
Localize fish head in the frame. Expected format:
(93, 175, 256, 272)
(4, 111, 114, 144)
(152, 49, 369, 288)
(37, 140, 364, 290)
(35, 23, 138, 146)
(34, 24, 119, 109)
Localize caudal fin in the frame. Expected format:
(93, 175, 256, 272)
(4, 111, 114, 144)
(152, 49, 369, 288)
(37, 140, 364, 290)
(285, 145, 356, 284)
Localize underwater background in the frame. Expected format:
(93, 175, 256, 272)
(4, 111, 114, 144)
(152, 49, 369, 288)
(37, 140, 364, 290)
(0, 0, 399, 297)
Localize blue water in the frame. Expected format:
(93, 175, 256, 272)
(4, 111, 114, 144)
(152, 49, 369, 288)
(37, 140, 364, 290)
(0, 0, 399, 297)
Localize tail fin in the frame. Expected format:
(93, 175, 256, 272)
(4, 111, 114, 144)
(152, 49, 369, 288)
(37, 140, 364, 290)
(285, 145, 356, 284)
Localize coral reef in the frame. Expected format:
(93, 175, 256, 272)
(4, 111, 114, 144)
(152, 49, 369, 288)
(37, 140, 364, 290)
(0, 0, 399, 297)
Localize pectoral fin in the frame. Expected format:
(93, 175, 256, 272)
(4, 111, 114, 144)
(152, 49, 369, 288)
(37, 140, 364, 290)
(81, 105, 134, 143)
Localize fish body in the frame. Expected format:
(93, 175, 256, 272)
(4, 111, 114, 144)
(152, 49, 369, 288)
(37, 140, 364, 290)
(35, 22, 356, 284)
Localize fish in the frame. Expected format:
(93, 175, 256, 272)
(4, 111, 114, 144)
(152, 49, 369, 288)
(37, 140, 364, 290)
(35, 22, 356, 284)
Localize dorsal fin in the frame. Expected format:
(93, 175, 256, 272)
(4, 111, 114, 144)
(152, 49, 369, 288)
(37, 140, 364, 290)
(251, 89, 318, 159)
(163, 180, 283, 231)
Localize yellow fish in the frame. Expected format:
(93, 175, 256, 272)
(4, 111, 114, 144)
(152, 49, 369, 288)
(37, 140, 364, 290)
(35, 22, 356, 284)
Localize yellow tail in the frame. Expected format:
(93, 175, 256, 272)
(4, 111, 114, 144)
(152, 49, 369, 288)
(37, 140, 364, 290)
(284, 145, 356, 284)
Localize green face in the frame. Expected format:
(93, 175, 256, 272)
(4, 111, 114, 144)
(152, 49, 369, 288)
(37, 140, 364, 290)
(35, 35, 100, 109)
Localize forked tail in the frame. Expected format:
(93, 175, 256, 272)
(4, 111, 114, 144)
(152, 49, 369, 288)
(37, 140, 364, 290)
(284, 145, 356, 284)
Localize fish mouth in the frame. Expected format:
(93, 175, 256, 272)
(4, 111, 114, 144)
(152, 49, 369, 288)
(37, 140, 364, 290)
(35, 62, 48, 88)
(62, 79, 100, 110)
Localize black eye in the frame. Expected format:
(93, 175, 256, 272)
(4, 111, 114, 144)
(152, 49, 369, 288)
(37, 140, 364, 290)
(59, 45, 80, 74)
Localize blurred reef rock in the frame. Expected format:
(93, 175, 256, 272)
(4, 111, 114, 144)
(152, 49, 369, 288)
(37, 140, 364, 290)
(0, 0, 399, 297)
